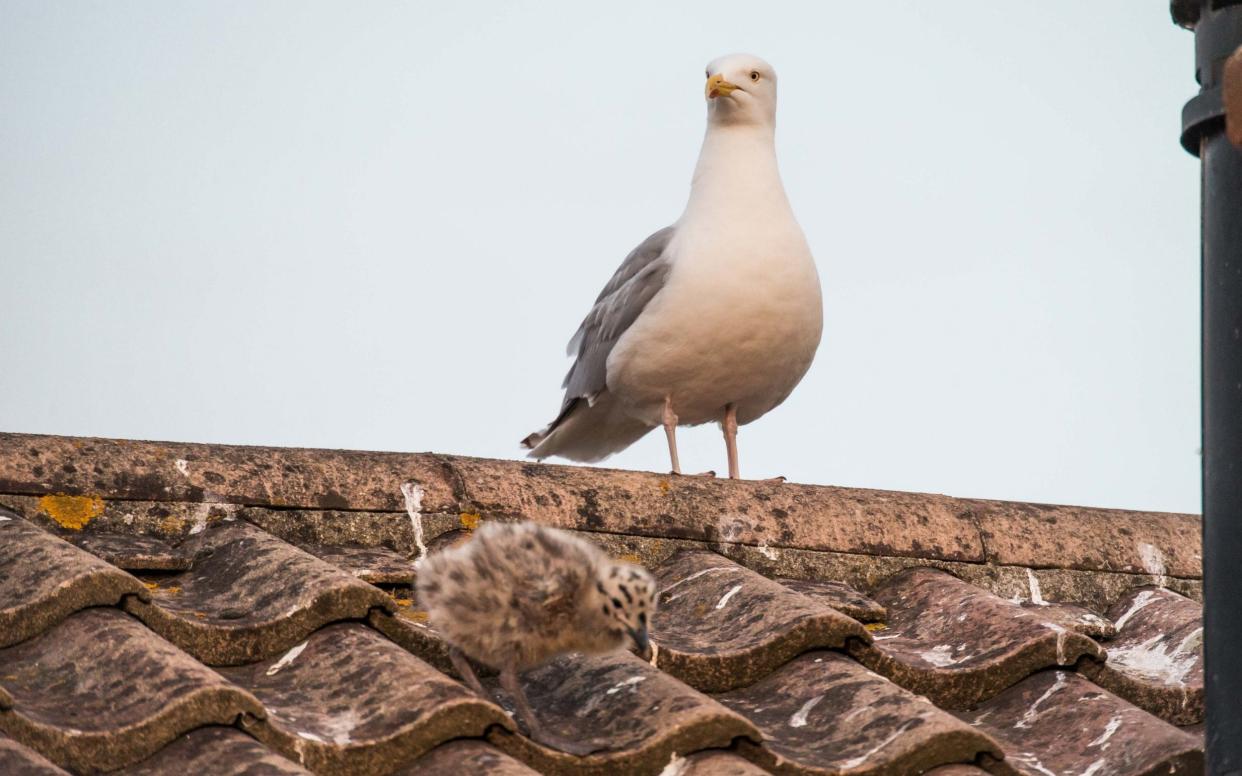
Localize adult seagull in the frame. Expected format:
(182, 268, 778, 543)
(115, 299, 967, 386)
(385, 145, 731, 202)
(523, 54, 822, 480)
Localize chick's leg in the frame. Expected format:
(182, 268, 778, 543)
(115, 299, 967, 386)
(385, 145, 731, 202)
(448, 647, 488, 698)
(500, 665, 599, 756)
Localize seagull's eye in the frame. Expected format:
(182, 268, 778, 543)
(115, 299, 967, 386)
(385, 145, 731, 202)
(750, 71, 761, 82)
(705, 70, 711, 79)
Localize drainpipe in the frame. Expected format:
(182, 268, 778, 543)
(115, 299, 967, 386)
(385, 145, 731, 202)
(1171, 1, 1242, 772)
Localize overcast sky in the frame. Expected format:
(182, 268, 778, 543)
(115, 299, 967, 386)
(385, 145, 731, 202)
(0, 2, 1200, 513)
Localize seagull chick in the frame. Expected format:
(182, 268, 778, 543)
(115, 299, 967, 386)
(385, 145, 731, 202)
(416, 521, 656, 754)
(522, 53, 822, 479)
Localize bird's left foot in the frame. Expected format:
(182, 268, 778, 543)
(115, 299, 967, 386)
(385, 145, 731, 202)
(761, 475, 787, 483)
(671, 470, 716, 478)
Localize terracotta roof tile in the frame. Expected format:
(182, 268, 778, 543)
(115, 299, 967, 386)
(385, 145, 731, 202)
(392, 740, 541, 775)
(1078, 587, 1204, 725)
(651, 551, 870, 691)
(484, 652, 760, 775)
(958, 670, 1203, 776)
(0, 433, 1209, 774)
(716, 651, 1001, 775)
(0, 608, 265, 772)
(67, 531, 194, 571)
(774, 577, 886, 622)
(0, 729, 71, 776)
(0, 509, 149, 648)
(296, 543, 417, 585)
(114, 727, 311, 775)
(218, 623, 512, 775)
(848, 568, 1104, 708)
(122, 519, 395, 665)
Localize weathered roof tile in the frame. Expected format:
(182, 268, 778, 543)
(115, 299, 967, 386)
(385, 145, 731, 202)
(1079, 587, 1204, 725)
(716, 651, 1002, 775)
(849, 568, 1104, 708)
(0, 730, 71, 776)
(115, 727, 311, 775)
(485, 651, 760, 776)
(0, 510, 148, 648)
(775, 577, 886, 622)
(0, 608, 265, 772)
(392, 740, 541, 775)
(296, 543, 415, 585)
(651, 551, 870, 692)
(68, 531, 194, 571)
(123, 519, 395, 665)
(958, 670, 1203, 776)
(218, 623, 512, 775)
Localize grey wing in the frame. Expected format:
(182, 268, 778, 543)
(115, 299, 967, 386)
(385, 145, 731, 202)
(560, 226, 675, 407)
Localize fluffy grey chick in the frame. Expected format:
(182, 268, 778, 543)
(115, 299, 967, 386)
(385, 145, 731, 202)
(416, 521, 656, 754)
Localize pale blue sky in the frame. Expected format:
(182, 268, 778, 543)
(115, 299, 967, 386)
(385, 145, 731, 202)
(0, 2, 1199, 512)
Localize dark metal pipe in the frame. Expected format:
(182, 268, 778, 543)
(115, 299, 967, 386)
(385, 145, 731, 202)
(1173, 2, 1242, 772)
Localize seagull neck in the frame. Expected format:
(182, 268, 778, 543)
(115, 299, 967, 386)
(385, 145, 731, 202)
(685, 123, 787, 219)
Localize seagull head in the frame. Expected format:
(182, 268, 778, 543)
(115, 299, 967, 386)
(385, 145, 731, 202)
(704, 53, 777, 127)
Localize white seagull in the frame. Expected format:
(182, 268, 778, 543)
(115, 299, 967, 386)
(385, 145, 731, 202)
(522, 53, 822, 480)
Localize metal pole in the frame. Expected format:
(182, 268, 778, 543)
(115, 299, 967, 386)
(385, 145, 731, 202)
(1172, 2, 1242, 773)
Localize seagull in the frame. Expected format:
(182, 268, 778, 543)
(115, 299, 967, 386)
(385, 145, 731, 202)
(522, 53, 822, 480)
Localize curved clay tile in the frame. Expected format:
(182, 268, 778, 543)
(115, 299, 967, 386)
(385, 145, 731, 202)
(958, 670, 1203, 776)
(1078, 587, 1203, 725)
(0, 730, 71, 776)
(67, 532, 194, 572)
(0, 608, 265, 773)
(673, 750, 773, 775)
(485, 651, 760, 776)
(295, 544, 416, 585)
(217, 623, 513, 776)
(122, 520, 395, 665)
(115, 727, 311, 775)
(0, 511, 148, 648)
(393, 740, 542, 775)
(774, 577, 886, 622)
(714, 651, 1002, 775)
(848, 568, 1105, 708)
(650, 551, 870, 692)
(367, 607, 456, 674)
(1018, 601, 1117, 640)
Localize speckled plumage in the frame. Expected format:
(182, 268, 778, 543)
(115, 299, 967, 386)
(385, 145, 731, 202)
(416, 521, 656, 753)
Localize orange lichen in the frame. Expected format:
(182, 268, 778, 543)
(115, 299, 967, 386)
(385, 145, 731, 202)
(391, 597, 413, 608)
(402, 609, 429, 622)
(156, 515, 183, 536)
(459, 512, 481, 530)
(659, 480, 671, 493)
(38, 494, 105, 531)
(617, 553, 641, 564)
(864, 622, 888, 632)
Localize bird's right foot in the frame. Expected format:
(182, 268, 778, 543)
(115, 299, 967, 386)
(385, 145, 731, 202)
(670, 470, 716, 478)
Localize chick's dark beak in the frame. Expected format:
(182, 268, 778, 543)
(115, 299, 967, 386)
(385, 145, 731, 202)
(627, 625, 652, 660)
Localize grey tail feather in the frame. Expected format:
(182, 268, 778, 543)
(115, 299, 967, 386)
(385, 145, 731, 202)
(521, 392, 651, 463)
(521, 398, 582, 451)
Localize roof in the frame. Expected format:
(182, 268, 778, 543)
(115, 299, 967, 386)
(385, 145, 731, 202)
(0, 431, 1206, 775)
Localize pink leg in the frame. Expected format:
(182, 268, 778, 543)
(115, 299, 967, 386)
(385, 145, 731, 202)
(662, 397, 681, 475)
(723, 403, 740, 479)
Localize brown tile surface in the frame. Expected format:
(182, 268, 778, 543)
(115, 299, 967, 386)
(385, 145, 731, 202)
(0, 730, 71, 776)
(115, 727, 311, 775)
(969, 498, 1201, 578)
(485, 651, 760, 776)
(218, 623, 513, 775)
(849, 568, 1104, 708)
(959, 670, 1203, 776)
(717, 651, 1001, 775)
(297, 543, 415, 585)
(392, 740, 542, 775)
(68, 531, 194, 571)
(123, 519, 395, 665)
(0, 432, 456, 512)
(675, 750, 774, 775)
(1019, 600, 1116, 640)
(0, 608, 265, 772)
(367, 607, 455, 674)
(0, 510, 148, 648)
(1079, 587, 1204, 725)
(775, 577, 886, 622)
(651, 551, 870, 692)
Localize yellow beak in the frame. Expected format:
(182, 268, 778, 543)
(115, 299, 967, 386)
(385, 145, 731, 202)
(706, 73, 738, 99)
